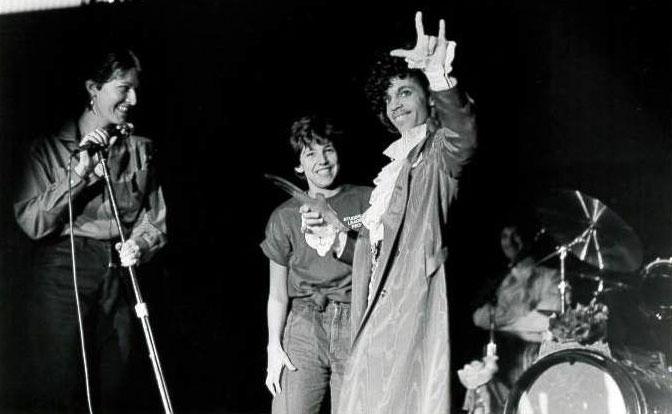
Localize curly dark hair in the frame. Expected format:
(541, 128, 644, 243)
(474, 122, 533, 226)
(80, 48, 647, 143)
(364, 52, 430, 132)
(289, 114, 343, 158)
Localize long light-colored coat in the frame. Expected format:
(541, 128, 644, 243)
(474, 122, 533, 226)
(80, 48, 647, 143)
(338, 87, 477, 414)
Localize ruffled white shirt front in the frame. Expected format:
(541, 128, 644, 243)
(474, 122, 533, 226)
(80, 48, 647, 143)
(361, 123, 427, 245)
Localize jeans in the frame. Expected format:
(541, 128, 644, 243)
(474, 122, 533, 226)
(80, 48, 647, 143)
(26, 237, 134, 413)
(272, 298, 351, 414)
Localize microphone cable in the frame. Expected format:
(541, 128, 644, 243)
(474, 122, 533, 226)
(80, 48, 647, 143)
(67, 155, 95, 414)
(64, 122, 134, 413)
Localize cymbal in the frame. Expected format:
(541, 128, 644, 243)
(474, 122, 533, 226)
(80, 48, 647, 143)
(536, 189, 643, 272)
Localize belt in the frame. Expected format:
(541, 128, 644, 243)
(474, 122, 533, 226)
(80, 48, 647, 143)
(292, 293, 349, 312)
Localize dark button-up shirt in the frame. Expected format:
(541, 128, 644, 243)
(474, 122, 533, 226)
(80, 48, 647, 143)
(14, 120, 167, 260)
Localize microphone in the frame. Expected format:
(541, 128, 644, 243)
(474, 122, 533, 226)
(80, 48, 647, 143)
(74, 123, 134, 154)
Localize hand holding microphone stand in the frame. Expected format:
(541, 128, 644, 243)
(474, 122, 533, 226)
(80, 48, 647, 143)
(94, 139, 174, 414)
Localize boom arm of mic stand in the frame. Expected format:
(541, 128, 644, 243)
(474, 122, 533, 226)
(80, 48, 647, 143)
(97, 152, 174, 414)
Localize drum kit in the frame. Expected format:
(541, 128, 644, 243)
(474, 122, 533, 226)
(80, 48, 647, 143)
(503, 189, 672, 414)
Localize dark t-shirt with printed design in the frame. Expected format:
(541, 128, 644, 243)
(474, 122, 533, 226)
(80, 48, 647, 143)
(261, 184, 372, 303)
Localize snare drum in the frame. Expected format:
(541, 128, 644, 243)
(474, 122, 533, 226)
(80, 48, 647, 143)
(504, 348, 672, 414)
(641, 258, 672, 320)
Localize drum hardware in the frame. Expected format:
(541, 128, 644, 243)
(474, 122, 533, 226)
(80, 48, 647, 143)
(497, 190, 672, 412)
(535, 189, 644, 315)
(504, 347, 672, 414)
(535, 226, 595, 314)
(535, 189, 643, 273)
(487, 305, 497, 357)
(568, 271, 632, 306)
(640, 258, 672, 321)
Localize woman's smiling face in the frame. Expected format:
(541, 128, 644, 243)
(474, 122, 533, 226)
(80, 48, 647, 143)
(88, 67, 139, 126)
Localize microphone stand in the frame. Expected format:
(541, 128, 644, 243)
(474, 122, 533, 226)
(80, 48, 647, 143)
(97, 149, 174, 414)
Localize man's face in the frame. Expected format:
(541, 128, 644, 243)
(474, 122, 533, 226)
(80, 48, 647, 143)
(385, 76, 430, 134)
(296, 141, 340, 193)
(501, 226, 524, 262)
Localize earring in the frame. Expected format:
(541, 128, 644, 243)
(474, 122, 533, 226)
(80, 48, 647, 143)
(90, 95, 98, 115)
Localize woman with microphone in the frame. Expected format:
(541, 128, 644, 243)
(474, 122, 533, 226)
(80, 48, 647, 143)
(13, 48, 167, 412)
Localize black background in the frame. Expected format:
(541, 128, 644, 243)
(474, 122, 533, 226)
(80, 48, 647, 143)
(0, 0, 670, 412)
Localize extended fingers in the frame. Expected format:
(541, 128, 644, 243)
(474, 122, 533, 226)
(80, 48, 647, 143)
(429, 19, 447, 51)
(271, 367, 283, 394)
(411, 11, 428, 56)
(265, 375, 278, 397)
(438, 19, 446, 43)
(390, 48, 414, 58)
(393, 13, 448, 61)
(414, 11, 424, 37)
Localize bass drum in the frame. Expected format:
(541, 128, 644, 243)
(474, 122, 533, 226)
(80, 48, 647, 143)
(504, 348, 672, 414)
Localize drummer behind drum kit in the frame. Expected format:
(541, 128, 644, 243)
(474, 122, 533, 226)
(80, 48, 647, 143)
(503, 189, 672, 414)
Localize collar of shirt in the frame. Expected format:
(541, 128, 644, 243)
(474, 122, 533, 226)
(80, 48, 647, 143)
(56, 120, 79, 143)
(382, 123, 427, 161)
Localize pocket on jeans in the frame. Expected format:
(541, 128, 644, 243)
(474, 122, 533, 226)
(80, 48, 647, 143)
(281, 310, 295, 349)
(33, 242, 76, 268)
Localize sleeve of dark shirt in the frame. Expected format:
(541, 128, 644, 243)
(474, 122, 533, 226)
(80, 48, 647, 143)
(129, 141, 168, 262)
(260, 208, 292, 267)
(14, 142, 89, 240)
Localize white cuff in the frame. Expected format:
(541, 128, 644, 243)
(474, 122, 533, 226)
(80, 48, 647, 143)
(304, 225, 339, 257)
(426, 71, 457, 91)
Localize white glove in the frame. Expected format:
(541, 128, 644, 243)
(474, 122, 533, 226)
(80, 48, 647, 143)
(457, 355, 499, 390)
(115, 239, 141, 267)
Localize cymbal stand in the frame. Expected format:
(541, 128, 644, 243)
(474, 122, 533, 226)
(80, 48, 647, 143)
(537, 226, 593, 314)
(487, 306, 497, 357)
(97, 151, 174, 414)
(558, 246, 569, 314)
(589, 278, 605, 306)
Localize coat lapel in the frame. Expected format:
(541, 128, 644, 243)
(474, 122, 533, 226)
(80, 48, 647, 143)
(352, 130, 431, 343)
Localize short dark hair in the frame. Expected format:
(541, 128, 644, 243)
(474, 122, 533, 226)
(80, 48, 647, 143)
(364, 52, 430, 132)
(289, 115, 343, 158)
(86, 49, 141, 88)
(500, 207, 552, 260)
(76, 48, 141, 110)
(502, 223, 536, 248)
